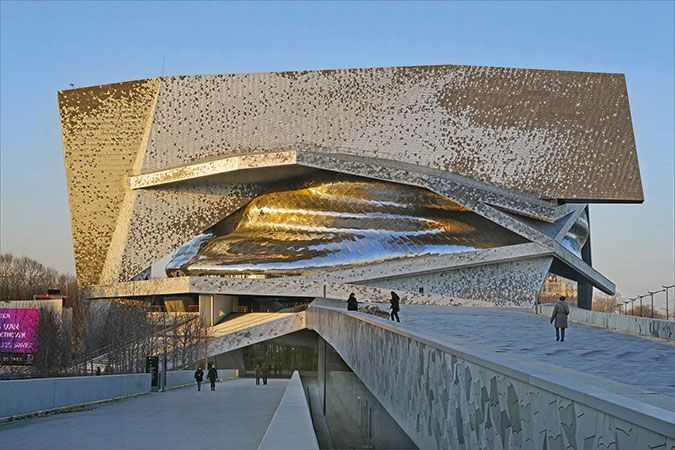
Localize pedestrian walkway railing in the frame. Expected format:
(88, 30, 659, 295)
(0, 373, 151, 421)
(71, 314, 202, 375)
(621, 284, 674, 320)
(0, 369, 241, 421)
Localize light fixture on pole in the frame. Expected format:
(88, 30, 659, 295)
(162, 304, 167, 392)
(648, 291, 659, 318)
(638, 294, 648, 317)
(663, 285, 674, 321)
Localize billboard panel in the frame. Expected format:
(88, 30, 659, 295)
(0, 308, 39, 353)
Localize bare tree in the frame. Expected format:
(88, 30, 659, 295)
(2, 254, 211, 378)
(31, 307, 65, 377)
(631, 305, 664, 319)
(592, 294, 622, 313)
(0, 254, 77, 302)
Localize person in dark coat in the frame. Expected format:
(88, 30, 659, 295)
(254, 364, 261, 385)
(347, 293, 358, 311)
(262, 362, 268, 385)
(550, 296, 570, 341)
(389, 291, 401, 322)
(207, 364, 218, 391)
(194, 366, 204, 391)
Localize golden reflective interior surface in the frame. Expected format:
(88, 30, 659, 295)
(166, 176, 527, 277)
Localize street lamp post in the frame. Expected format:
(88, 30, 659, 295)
(638, 294, 649, 317)
(648, 291, 659, 319)
(663, 285, 674, 321)
(630, 297, 637, 316)
(162, 310, 167, 392)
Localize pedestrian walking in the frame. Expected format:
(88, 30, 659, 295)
(389, 291, 401, 322)
(262, 362, 269, 385)
(254, 364, 261, 385)
(207, 364, 218, 391)
(347, 292, 358, 311)
(550, 296, 570, 341)
(194, 366, 204, 391)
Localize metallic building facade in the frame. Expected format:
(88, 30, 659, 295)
(166, 174, 527, 277)
(58, 64, 643, 307)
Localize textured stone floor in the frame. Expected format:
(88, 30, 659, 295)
(380, 305, 675, 397)
(0, 378, 289, 450)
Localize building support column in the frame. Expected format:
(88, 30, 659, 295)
(578, 206, 593, 310)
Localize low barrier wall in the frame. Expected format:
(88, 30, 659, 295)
(0, 373, 151, 420)
(258, 371, 319, 450)
(307, 305, 675, 449)
(165, 370, 196, 389)
(536, 304, 674, 341)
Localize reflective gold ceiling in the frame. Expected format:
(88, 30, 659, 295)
(166, 176, 528, 277)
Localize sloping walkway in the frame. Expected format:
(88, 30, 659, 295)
(390, 305, 675, 398)
(0, 378, 289, 450)
(211, 312, 295, 336)
(207, 312, 306, 357)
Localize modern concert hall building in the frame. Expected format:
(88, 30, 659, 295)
(59, 64, 642, 311)
(57, 64, 666, 450)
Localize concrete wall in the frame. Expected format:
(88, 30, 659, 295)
(165, 370, 196, 389)
(258, 371, 319, 450)
(213, 349, 246, 373)
(0, 374, 150, 419)
(307, 305, 675, 449)
(537, 304, 674, 341)
(317, 339, 417, 449)
(199, 294, 237, 326)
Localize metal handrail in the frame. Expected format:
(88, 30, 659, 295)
(71, 314, 199, 369)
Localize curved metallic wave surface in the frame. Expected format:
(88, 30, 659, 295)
(166, 177, 527, 277)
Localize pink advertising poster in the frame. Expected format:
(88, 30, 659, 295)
(0, 308, 39, 353)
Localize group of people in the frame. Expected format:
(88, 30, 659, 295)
(194, 361, 284, 390)
(348, 291, 571, 341)
(193, 364, 218, 391)
(193, 295, 571, 393)
(347, 291, 401, 322)
(253, 363, 269, 385)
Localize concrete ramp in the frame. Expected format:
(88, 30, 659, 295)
(207, 312, 307, 357)
(307, 303, 675, 449)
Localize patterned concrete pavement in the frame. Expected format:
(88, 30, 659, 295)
(0, 378, 288, 450)
(385, 305, 675, 398)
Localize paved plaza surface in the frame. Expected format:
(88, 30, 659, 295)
(0, 378, 288, 450)
(388, 305, 675, 398)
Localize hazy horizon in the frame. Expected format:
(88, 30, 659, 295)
(1, 2, 673, 307)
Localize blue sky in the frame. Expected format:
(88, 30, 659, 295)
(1, 1, 673, 301)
